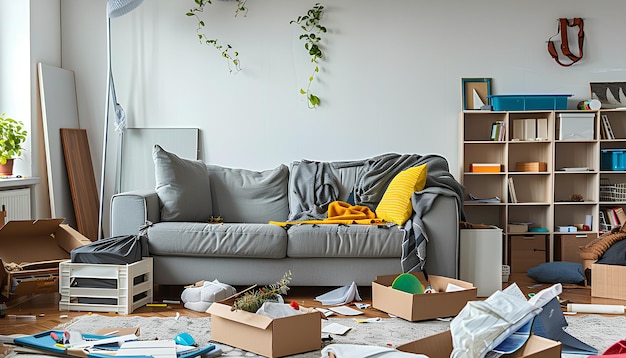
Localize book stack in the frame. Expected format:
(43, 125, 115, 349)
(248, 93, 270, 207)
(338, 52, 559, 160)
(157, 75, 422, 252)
(511, 118, 549, 141)
(490, 121, 506, 141)
(508, 177, 518, 203)
(601, 206, 626, 230)
(601, 114, 615, 140)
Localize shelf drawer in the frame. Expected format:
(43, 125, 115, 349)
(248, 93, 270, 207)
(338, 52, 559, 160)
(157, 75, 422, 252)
(509, 235, 549, 273)
(554, 233, 596, 263)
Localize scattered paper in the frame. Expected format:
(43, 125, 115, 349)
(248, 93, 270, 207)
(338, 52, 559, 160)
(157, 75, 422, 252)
(315, 282, 362, 305)
(354, 303, 370, 309)
(329, 306, 363, 316)
(117, 339, 177, 357)
(322, 322, 352, 335)
(445, 283, 467, 292)
(315, 308, 335, 317)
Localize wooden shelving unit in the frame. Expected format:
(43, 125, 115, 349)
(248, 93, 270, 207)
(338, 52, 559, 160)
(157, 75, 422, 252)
(460, 109, 626, 272)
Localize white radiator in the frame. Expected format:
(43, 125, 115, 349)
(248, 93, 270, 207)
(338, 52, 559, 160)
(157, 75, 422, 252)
(0, 188, 31, 222)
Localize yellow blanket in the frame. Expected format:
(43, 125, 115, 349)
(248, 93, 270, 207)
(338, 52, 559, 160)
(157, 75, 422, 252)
(270, 201, 386, 227)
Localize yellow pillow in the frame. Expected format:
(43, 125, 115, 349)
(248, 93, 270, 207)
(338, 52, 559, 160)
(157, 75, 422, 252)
(375, 164, 428, 225)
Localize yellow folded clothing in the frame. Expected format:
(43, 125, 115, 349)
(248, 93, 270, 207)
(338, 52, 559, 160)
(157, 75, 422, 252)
(270, 201, 385, 227)
(327, 201, 376, 220)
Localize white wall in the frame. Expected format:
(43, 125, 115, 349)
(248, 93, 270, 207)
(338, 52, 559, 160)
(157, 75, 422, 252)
(56, 0, 626, 235)
(0, 0, 60, 219)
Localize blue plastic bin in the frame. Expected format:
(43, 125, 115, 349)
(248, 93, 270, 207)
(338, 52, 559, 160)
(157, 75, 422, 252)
(488, 94, 571, 111)
(601, 149, 626, 171)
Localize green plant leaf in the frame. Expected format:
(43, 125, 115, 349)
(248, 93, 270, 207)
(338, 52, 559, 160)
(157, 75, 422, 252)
(309, 95, 320, 107)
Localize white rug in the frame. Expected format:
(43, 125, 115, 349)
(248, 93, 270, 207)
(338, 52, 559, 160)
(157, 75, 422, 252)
(8, 313, 626, 357)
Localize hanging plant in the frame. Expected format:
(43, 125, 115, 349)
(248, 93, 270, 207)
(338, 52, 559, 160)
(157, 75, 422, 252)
(186, 0, 247, 74)
(290, 3, 327, 108)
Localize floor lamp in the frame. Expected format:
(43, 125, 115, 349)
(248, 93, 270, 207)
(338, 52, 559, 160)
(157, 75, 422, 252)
(98, 0, 144, 240)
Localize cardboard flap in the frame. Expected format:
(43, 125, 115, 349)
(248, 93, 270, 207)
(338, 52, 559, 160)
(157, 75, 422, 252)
(429, 275, 475, 291)
(531, 297, 596, 355)
(0, 219, 70, 263)
(207, 302, 273, 329)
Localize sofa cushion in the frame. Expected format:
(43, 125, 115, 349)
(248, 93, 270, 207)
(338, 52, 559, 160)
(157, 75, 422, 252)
(375, 164, 428, 225)
(153, 145, 212, 222)
(207, 164, 289, 223)
(286, 224, 403, 258)
(145, 222, 288, 258)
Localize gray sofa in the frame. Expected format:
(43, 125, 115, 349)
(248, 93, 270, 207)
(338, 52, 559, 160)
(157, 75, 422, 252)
(110, 145, 464, 286)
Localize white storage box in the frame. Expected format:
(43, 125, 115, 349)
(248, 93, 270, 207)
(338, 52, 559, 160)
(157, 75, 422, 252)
(460, 228, 503, 297)
(59, 257, 153, 314)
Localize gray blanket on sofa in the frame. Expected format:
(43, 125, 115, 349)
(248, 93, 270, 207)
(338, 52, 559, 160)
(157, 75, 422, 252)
(356, 153, 465, 272)
(289, 153, 465, 273)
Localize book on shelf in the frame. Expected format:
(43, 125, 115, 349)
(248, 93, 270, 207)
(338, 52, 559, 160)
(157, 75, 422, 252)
(614, 206, 626, 224)
(508, 177, 518, 203)
(490, 121, 506, 141)
(601, 114, 615, 140)
(602, 207, 625, 227)
(536, 118, 549, 140)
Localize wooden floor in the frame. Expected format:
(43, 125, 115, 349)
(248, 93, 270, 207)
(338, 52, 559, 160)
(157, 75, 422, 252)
(1, 273, 625, 338)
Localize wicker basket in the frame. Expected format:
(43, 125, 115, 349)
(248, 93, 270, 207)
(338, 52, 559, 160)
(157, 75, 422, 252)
(600, 179, 626, 202)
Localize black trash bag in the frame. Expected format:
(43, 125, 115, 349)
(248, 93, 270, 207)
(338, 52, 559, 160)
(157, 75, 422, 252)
(71, 234, 148, 264)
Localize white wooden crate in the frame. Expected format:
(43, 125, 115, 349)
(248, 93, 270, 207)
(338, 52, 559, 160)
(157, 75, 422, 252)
(59, 257, 153, 314)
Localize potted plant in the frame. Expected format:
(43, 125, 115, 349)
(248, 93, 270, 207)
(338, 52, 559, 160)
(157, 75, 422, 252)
(0, 113, 28, 175)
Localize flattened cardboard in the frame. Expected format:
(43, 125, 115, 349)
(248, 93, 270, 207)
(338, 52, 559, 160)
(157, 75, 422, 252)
(591, 263, 626, 300)
(531, 297, 597, 355)
(397, 331, 561, 358)
(372, 273, 477, 321)
(207, 302, 322, 358)
(0, 219, 91, 299)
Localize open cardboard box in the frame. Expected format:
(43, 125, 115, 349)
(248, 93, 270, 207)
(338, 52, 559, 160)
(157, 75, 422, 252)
(207, 302, 323, 358)
(0, 219, 91, 299)
(397, 330, 561, 358)
(372, 272, 477, 321)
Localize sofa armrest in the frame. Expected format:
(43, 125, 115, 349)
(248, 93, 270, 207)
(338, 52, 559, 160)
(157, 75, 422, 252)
(421, 195, 460, 279)
(110, 190, 161, 236)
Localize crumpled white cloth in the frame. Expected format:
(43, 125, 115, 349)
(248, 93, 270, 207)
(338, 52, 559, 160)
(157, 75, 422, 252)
(180, 279, 236, 312)
(321, 344, 428, 358)
(256, 301, 302, 319)
(450, 284, 542, 358)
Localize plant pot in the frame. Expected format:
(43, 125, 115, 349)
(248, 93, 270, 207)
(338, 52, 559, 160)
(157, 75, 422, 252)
(0, 159, 14, 176)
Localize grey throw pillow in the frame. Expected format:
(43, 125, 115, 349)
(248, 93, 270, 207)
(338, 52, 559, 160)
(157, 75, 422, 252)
(153, 145, 212, 222)
(207, 164, 289, 223)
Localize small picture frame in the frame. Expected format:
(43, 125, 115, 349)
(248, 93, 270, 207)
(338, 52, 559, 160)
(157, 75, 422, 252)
(590, 82, 626, 109)
(462, 78, 492, 110)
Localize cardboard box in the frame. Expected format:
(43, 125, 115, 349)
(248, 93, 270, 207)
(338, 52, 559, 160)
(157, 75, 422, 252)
(591, 263, 626, 300)
(508, 223, 529, 233)
(0, 219, 91, 299)
(207, 302, 322, 358)
(515, 162, 547, 172)
(397, 330, 561, 358)
(371, 273, 477, 321)
(470, 163, 501, 173)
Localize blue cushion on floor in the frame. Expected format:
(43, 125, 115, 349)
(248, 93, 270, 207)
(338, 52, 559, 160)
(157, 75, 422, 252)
(527, 261, 585, 285)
